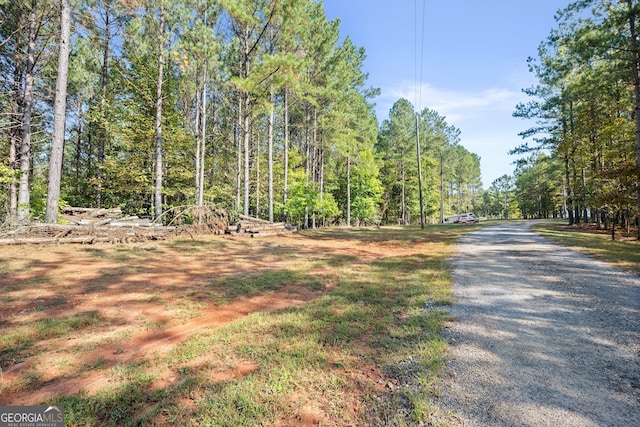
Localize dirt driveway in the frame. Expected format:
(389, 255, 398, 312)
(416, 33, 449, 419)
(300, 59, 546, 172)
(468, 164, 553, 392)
(434, 222, 640, 426)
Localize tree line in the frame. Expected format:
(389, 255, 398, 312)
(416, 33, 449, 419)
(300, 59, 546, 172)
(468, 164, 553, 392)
(510, 0, 640, 238)
(1, 0, 483, 229)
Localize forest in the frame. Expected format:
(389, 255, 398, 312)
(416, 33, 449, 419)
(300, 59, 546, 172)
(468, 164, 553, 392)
(1, 0, 638, 235)
(509, 0, 640, 238)
(0, 0, 481, 230)
(0, 0, 483, 231)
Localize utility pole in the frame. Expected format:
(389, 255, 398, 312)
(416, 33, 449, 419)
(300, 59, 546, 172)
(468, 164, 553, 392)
(416, 113, 425, 229)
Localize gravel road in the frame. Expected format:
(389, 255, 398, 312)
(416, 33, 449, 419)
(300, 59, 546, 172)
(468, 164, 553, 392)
(432, 222, 640, 427)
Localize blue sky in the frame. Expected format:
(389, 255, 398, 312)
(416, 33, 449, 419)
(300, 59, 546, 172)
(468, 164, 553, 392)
(322, 1, 564, 187)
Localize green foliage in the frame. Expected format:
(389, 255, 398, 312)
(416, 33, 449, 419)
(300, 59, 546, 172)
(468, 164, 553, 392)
(0, 0, 482, 228)
(284, 168, 317, 225)
(376, 100, 479, 224)
(348, 148, 383, 224)
(514, 0, 640, 229)
(0, 164, 17, 184)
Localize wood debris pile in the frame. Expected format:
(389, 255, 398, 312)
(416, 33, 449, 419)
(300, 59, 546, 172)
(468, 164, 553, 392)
(0, 206, 295, 245)
(0, 207, 173, 245)
(167, 205, 230, 234)
(228, 214, 295, 237)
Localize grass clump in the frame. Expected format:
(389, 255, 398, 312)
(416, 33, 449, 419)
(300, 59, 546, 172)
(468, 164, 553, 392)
(0, 311, 103, 367)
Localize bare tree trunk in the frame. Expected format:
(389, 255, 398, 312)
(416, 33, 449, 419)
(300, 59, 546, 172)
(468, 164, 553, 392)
(242, 25, 251, 216)
(311, 107, 317, 229)
(401, 160, 405, 224)
(320, 143, 325, 226)
(303, 104, 310, 228)
(154, 7, 165, 220)
(346, 153, 351, 227)
(255, 124, 260, 219)
(243, 105, 250, 214)
(439, 154, 445, 223)
(198, 67, 207, 208)
(17, 1, 37, 224)
(9, 64, 22, 223)
(195, 83, 201, 202)
(96, 5, 110, 207)
(268, 84, 274, 222)
(283, 89, 289, 222)
(236, 93, 242, 213)
(45, 0, 72, 223)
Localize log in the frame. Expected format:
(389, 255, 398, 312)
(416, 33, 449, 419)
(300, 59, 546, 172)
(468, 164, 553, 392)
(238, 214, 275, 224)
(62, 207, 122, 216)
(241, 223, 287, 233)
(92, 217, 115, 227)
(248, 229, 295, 238)
(0, 236, 112, 245)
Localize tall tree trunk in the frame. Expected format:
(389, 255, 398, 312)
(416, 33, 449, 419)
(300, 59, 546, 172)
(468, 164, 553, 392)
(283, 89, 289, 223)
(255, 124, 260, 218)
(304, 104, 310, 227)
(627, 0, 640, 239)
(346, 153, 351, 227)
(17, 1, 37, 224)
(236, 93, 242, 213)
(195, 82, 201, 203)
(198, 67, 207, 208)
(268, 84, 274, 222)
(243, 93, 250, 216)
(9, 64, 22, 223)
(154, 7, 165, 220)
(96, 5, 110, 207)
(311, 107, 318, 229)
(243, 26, 250, 216)
(45, 0, 72, 223)
(439, 154, 444, 223)
(319, 143, 325, 226)
(401, 160, 406, 224)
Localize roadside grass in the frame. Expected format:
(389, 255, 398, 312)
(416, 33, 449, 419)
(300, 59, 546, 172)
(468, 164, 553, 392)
(0, 223, 489, 425)
(532, 221, 640, 275)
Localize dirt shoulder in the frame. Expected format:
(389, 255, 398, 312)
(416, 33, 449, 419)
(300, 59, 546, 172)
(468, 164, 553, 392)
(432, 222, 640, 426)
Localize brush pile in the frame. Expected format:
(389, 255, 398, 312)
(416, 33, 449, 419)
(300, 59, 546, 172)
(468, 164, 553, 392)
(0, 207, 294, 244)
(0, 207, 173, 245)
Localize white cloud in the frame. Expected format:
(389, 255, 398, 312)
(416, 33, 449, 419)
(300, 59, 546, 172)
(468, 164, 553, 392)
(377, 81, 525, 125)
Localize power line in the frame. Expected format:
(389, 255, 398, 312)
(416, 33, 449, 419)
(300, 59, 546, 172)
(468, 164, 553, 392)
(414, 0, 426, 111)
(419, 0, 426, 110)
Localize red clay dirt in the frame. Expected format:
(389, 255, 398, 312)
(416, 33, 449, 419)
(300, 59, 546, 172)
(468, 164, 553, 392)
(0, 231, 395, 406)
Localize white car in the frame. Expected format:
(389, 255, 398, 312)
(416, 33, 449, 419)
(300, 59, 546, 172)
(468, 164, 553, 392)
(457, 213, 479, 224)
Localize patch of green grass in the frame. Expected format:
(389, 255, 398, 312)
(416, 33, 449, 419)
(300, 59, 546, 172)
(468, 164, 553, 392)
(36, 311, 102, 338)
(532, 221, 640, 274)
(0, 311, 103, 366)
(207, 269, 323, 302)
